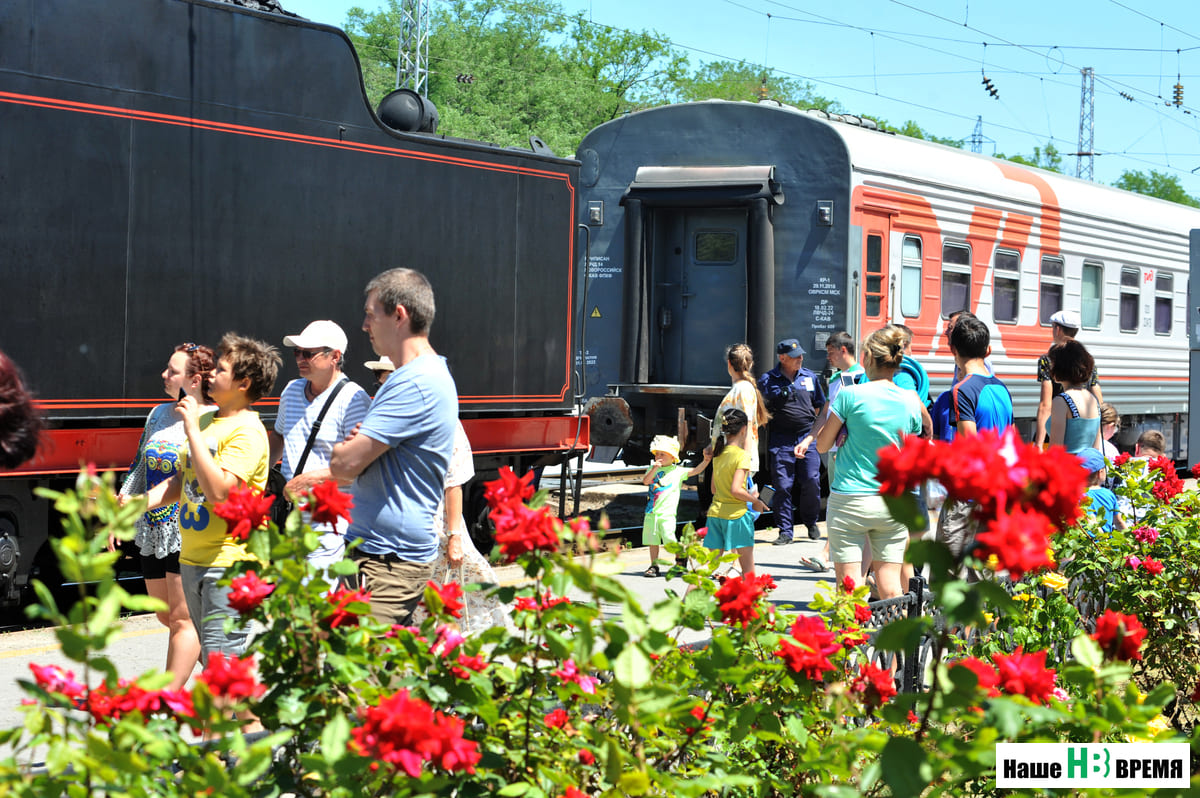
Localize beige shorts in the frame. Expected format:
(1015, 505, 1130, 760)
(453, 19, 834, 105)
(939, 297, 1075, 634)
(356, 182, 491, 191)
(826, 492, 909, 565)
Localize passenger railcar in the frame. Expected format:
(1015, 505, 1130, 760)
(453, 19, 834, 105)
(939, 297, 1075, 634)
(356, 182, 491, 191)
(0, 0, 585, 605)
(576, 99, 1198, 463)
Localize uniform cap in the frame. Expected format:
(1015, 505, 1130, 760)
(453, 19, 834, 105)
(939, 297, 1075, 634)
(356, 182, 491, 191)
(777, 338, 805, 357)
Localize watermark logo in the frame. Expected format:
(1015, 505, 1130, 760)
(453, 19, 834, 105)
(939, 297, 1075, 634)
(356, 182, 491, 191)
(996, 743, 1190, 788)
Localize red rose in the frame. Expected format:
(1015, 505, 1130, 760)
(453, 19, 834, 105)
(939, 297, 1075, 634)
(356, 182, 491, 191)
(950, 657, 1000, 697)
(1132, 526, 1160, 545)
(776, 615, 839, 680)
(1141, 557, 1165, 576)
(483, 466, 536, 511)
(714, 572, 776, 627)
(305, 479, 354, 528)
(449, 654, 488, 679)
(841, 575, 856, 593)
(1113, 452, 1131, 466)
(544, 708, 569, 728)
(1091, 610, 1147, 662)
(974, 508, 1055, 578)
(28, 663, 85, 700)
(199, 653, 264, 702)
(323, 586, 372, 630)
(426, 580, 464, 619)
(875, 435, 935, 496)
(491, 503, 562, 561)
(227, 570, 274, 615)
(560, 788, 588, 798)
(993, 647, 1057, 705)
(850, 662, 897, 708)
(683, 704, 713, 736)
(577, 749, 596, 765)
(349, 688, 480, 777)
(854, 603, 872, 623)
(212, 485, 274, 541)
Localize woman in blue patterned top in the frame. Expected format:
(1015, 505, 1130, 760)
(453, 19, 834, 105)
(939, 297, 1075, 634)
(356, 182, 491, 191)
(119, 343, 215, 689)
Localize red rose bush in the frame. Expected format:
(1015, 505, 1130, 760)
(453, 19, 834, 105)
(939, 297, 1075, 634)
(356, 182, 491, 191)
(5, 463, 1190, 798)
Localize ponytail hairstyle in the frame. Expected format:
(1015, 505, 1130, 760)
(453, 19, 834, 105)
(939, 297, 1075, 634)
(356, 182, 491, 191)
(725, 343, 771, 428)
(861, 326, 906, 373)
(175, 342, 217, 403)
(714, 407, 749, 457)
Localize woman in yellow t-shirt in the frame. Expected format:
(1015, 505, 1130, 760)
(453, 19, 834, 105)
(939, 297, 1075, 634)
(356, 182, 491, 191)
(705, 408, 770, 576)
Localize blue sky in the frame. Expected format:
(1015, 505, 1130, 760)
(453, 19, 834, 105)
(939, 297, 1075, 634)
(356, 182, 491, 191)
(285, 0, 1200, 196)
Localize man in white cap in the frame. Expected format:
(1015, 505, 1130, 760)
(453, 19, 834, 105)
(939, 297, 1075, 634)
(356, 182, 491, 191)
(1034, 310, 1103, 447)
(268, 320, 371, 583)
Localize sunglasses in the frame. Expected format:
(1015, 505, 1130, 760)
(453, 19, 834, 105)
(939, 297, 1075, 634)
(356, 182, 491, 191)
(180, 342, 200, 353)
(294, 348, 330, 361)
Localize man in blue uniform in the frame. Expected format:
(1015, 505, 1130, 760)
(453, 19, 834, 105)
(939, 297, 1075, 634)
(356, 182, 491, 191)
(757, 339, 826, 545)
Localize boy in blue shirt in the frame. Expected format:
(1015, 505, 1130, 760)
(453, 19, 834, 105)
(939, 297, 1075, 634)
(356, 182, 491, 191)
(1078, 447, 1122, 537)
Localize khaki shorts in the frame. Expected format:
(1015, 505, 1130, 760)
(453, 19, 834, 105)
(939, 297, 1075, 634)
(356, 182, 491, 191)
(347, 554, 435, 627)
(826, 492, 908, 565)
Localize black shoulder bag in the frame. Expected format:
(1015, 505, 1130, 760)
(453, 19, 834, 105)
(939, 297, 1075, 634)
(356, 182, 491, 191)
(268, 378, 350, 527)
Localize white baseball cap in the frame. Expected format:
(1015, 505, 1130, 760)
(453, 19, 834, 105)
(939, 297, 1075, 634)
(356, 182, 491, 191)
(283, 320, 348, 353)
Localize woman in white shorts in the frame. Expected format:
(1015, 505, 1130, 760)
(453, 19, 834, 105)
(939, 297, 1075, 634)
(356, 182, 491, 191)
(815, 326, 927, 600)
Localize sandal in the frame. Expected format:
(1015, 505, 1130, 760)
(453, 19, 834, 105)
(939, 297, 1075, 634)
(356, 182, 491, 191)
(643, 564, 661, 578)
(800, 556, 829, 573)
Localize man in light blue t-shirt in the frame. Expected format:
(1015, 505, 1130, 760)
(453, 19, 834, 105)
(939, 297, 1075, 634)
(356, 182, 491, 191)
(331, 268, 458, 625)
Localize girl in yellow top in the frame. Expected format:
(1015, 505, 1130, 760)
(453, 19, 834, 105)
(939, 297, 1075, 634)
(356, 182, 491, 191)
(705, 408, 770, 576)
(712, 343, 770, 474)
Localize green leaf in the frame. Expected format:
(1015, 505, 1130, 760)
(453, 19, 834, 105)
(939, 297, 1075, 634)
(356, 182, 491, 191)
(617, 770, 651, 795)
(906, 539, 955, 581)
(621, 603, 648, 638)
(613, 645, 652, 689)
(883, 492, 928, 532)
(880, 737, 930, 798)
(604, 738, 623, 784)
(646, 599, 682, 631)
(321, 711, 351, 765)
(497, 784, 530, 797)
(1070, 634, 1103, 670)
(872, 617, 926, 652)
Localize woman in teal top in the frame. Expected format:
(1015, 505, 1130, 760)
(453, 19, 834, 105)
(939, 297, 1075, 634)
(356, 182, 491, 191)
(816, 327, 929, 602)
(1048, 341, 1102, 455)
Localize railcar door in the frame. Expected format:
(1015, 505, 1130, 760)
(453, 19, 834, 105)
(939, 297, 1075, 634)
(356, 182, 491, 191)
(859, 213, 892, 329)
(650, 208, 748, 385)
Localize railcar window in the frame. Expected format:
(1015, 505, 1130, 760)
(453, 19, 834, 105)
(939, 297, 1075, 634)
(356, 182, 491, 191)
(1039, 256, 1064, 325)
(865, 234, 884, 317)
(1155, 272, 1173, 335)
(1081, 262, 1103, 330)
(941, 242, 971, 317)
(901, 236, 922, 317)
(1120, 267, 1140, 333)
(694, 231, 737, 263)
(993, 249, 1020, 324)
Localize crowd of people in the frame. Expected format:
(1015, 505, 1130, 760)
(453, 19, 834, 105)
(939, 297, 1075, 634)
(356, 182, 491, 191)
(642, 308, 1160, 595)
(106, 268, 508, 694)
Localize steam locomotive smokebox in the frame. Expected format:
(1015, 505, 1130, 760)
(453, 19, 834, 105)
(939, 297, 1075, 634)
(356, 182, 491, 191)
(377, 89, 439, 134)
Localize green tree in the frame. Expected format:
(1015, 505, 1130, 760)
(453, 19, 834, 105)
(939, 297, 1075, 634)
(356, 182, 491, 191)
(671, 60, 841, 111)
(995, 142, 1063, 173)
(344, 0, 686, 156)
(888, 119, 964, 148)
(1114, 169, 1200, 207)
